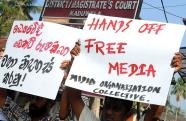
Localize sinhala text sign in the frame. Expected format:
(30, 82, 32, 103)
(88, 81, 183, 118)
(65, 14, 186, 105)
(0, 21, 81, 99)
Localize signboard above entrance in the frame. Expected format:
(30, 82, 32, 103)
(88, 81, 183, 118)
(44, 0, 141, 18)
(42, 0, 143, 27)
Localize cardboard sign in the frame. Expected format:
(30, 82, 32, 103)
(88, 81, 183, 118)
(65, 14, 186, 105)
(0, 21, 81, 99)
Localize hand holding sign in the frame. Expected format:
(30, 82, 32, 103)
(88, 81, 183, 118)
(70, 41, 81, 59)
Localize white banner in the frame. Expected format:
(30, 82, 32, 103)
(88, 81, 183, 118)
(0, 21, 81, 99)
(65, 14, 186, 105)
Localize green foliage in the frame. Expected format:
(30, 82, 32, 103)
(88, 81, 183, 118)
(171, 78, 186, 101)
(0, 0, 41, 37)
(170, 78, 186, 120)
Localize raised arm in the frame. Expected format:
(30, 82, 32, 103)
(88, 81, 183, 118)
(59, 87, 70, 120)
(66, 87, 85, 119)
(0, 88, 7, 108)
(59, 41, 84, 120)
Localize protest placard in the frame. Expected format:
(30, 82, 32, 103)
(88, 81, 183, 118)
(0, 21, 81, 99)
(65, 14, 186, 105)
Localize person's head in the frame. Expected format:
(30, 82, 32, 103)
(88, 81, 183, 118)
(29, 96, 54, 119)
(101, 97, 133, 121)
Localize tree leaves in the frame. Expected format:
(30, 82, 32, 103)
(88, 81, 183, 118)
(0, 0, 41, 37)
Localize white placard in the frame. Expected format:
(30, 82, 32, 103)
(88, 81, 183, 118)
(65, 14, 186, 105)
(0, 21, 81, 99)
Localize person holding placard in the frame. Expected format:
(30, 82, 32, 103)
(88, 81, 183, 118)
(0, 42, 87, 121)
(0, 46, 60, 121)
(59, 42, 134, 121)
(143, 52, 183, 121)
(59, 42, 183, 121)
(0, 42, 183, 121)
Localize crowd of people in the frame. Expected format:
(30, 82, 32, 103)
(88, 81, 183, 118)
(0, 41, 183, 121)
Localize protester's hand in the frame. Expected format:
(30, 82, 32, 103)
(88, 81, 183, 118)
(60, 41, 81, 87)
(171, 52, 183, 71)
(60, 60, 71, 84)
(60, 41, 80, 70)
(60, 60, 71, 70)
(70, 41, 80, 59)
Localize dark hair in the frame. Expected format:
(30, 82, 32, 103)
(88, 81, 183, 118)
(104, 97, 133, 114)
